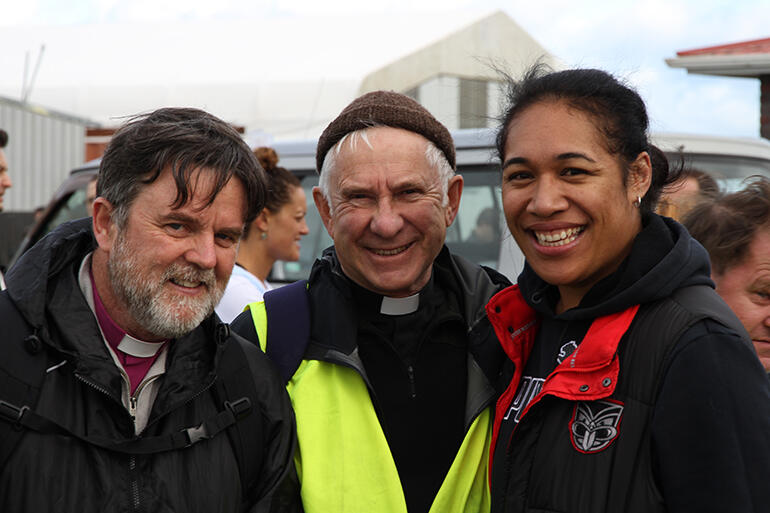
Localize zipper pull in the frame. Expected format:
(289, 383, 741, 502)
(129, 395, 138, 421)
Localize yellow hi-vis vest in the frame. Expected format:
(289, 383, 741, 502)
(249, 301, 492, 513)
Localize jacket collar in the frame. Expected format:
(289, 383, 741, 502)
(307, 246, 510, 425)
(308, 246, 509, 354)
(486, 285, 639, 458)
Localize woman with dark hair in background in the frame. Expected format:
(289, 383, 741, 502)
(486, 66, 770, 513)
(216, 146, 309, 322)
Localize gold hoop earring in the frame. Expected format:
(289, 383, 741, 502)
(633, 195, 642, 208)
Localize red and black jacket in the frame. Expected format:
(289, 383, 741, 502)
(484, 215, 770, 513)
(486, 283, 761, 513)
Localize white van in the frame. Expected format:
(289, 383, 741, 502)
(652, 133, 770, 192)
(271, 129, 770, 284)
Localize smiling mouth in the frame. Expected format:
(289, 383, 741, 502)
(533, 227, 585, 247)
(170, 278, 204, 289)
(371, 243, 411, 256)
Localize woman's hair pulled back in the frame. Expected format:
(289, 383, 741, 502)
(254, 146, 301, 213)
(495, 64, 682, 211)
(243, 147, 302, 240)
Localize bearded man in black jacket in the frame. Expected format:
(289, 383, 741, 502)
(0, 108, 300, 512)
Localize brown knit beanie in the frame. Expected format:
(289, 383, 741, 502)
(316, 90, 456, 173)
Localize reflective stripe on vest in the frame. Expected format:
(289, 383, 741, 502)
(250, 303, 492, 513)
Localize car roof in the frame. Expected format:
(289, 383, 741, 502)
(69, 158, 100, 175)
(72, 130, 770, 178)
(651, 132, 770, 160)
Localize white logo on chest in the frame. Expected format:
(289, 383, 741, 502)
(570, 399, 624, 453)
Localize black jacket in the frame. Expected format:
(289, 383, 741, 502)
(488, 215, 770, 512)
(0, 218, 300, 512)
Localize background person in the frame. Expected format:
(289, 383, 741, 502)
(467, 207, 502, 243)
(657, 168, 719, 221)
(683, 176, 770, 373)
(233, 91, 510, 513)
(216, 146, 309, 323)
(0, 107, 299, 512)
(0, 129, 10, 213)
(487, 66, 770, 513)
(0, 129, 11, 290)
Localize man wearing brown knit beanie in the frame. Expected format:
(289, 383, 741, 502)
(233, 91, 510, 513)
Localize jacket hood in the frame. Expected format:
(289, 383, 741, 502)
(5, 217, 96, 328)
(518, 214, 714, 321)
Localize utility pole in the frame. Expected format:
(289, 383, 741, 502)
(21, 44, 46, 104)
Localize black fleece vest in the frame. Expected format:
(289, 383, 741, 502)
(492, 285, 746, 513)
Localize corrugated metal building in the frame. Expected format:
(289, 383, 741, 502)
(0, 95, 97, 212)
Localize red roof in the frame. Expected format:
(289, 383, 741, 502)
(677, 37, 770, 57)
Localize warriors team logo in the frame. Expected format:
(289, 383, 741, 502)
(569, 399, 624, 453)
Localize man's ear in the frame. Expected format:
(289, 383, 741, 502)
(312, 186, 335, 238)
(92, 197, 117, 251)
(444, 174, 464, 227)
(628, 151, 653, 204)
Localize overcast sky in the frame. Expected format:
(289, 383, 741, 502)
(1, 0, 769, 138)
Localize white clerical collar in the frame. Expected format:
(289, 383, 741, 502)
(380, 293, 420, 316)
(117, 335, 166, 358)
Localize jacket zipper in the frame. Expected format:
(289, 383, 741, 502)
(129, 396, 138, 421)
(407, 365, 417, 399)
(128, 373, 162, 425)
(323, 345, 495, 426)
(75, 373, 142, 510)
(141, 375, 217, 431)
(75, 373, 133, 424)
(129, 454, 141, 511)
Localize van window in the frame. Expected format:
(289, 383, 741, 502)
(445, 167, 503, 269)
(41, 187, 89, 237)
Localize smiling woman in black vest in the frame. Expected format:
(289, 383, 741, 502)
(486, 65, 770, 513)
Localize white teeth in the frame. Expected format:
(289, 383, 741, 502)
(373, 245, 409, 256)
(173, 279, 200, 288)
(534, 227, 584, 247)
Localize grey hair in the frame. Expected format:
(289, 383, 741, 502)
(318, 126, 454, 213)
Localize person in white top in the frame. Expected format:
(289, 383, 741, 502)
(216, 147, 309, 322)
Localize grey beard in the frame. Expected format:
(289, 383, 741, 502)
(107, 233, 225, 339)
